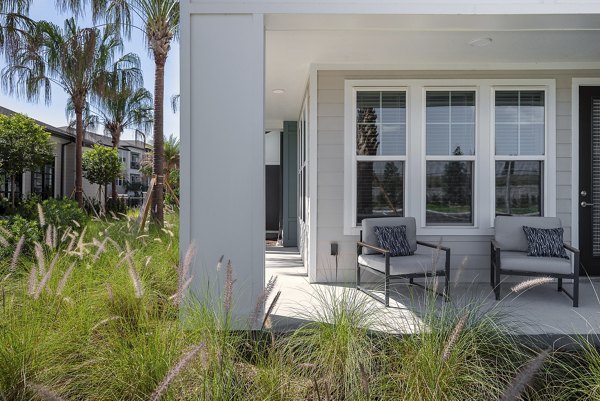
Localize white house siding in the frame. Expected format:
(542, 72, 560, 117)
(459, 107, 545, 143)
(315, 69, 600, 283)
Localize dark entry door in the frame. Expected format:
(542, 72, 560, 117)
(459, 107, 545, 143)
(579, 86, 600, 275)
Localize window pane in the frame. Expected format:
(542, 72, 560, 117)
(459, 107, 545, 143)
(495, 90, 545, 156)
(357, 161, 404, 224)
(426, 161, 473, 225)
(426, 91, 475, 155)
(356, 91, 406, 156)
(495, 161, 543, 216)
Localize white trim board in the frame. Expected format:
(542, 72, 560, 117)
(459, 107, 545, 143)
(343, 78, 556, 237)
(571, 78, 600, 249)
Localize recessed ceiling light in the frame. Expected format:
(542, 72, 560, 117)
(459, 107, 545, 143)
(272, 89, 286, 94)
(468, 37, 493, 47)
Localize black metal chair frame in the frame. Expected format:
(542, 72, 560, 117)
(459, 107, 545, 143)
(490, 240, 580, 307)
(356, 231, 451, 307)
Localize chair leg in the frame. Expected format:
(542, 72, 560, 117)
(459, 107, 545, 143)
(494, 269, 501, 300)
(384, 274, 390, 307)
(557, 278, 562, 292)
(573, 275, 579, 308)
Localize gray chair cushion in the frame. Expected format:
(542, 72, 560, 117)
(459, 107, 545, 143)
(500, 251, 572, 275)
(494, 216, 562, 252)
(358, 251, 445, 276)
(362, 217, 417, 255)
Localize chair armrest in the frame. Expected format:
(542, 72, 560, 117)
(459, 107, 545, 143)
(563, 243, 580, 255)
(357, 241, 389, 255)
(417, 240, 450, 252)
(491, 239, 501, 252)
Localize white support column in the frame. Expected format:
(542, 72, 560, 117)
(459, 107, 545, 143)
(181, 12, 265, 323)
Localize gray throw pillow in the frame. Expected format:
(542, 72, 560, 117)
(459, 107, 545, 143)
(374, 225, 414, 257)
(522, 226, 569, 259)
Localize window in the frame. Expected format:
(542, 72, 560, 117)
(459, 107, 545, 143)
(353, 90, 406, 225)
(344, 79, 555, 235)
(119, 151, 127, 164)
(130, 173, 141, 184)
(31, 161, 55, 199)
(425, 90, 475, 226)
(116, 177, 124, 186)
(130, 153, 140, 170)
(494, 90, 545, 216)
(0, 173, 22, 201)
(298, 106, 307, 224)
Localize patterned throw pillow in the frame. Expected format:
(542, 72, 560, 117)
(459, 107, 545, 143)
(374, 225, 413, 257)
(522, 226, 569, 259)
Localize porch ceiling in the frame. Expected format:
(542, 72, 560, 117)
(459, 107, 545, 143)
(265, 13, 600, 129)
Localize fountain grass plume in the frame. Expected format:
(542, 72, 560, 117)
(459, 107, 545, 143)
(442, 312, 469, 362)
(511, 277, 554, 293)
(28, 265, 38, 295)
(37, 203, 45, 227)
(34, 252, 59, 299)
(56, 262, 76, 295)
(124, 240, 143, 298)
(34, 242, 45, 276)
(9, 235, 24, 272)
(500, 348, 550, 401)
(261, 290, 281, 330)
(223, 260, 233, 315)
(45, 224, 53, 248)
(149, 343, 208, 401)
(250, 275, 278, 327)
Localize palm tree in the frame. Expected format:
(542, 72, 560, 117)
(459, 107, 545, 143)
(93, 0, 179, 226)
(0, 1, 33, 62)
(90, 55, 153, 202)
(2, 18, 131, 208)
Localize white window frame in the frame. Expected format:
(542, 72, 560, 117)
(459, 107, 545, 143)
(348, 87, 408, 229)
(344, 79, 556, 236)
(422, 87, 478, 228)
(490, 86, 550, 225)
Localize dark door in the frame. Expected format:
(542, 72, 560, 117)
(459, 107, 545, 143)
(265, 165, 281, 235)
(579, 86, 600, 275)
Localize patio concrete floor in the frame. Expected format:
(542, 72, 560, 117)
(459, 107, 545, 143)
(266, 247, 600, 341)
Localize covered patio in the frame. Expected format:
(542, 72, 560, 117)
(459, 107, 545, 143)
(266, 246, 600, 339)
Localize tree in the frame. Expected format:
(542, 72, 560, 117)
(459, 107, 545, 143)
(87, 55, 153, 202)
(443, 146, 470, 206)
(82, 144, 122, 210)
(2, 18, 130, 209)
(0, 113, 53, 205)
(0, 0, 33, 63)
(93, 0, 178, 226)
(140, 133, 179, 202)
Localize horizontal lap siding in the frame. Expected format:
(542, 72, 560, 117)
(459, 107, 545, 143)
(315, 69, 600, 283)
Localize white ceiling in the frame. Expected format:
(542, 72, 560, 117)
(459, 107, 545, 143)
(264, 14, 600, 129)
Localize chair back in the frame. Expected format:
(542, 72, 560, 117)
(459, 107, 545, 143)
(494, 216, 562, 252)
(361, 217, 417, 255)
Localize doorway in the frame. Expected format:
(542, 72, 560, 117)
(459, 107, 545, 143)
(578, 86, 600, 275)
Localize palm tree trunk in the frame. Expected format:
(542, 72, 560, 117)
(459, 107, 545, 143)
(75, 106, 84, 208)
(111, 131, 121, 205)
(152, 59, 166, 227)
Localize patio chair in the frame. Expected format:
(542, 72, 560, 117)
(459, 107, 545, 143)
(356, 217, 451, 306)
(491, 216, 580, 307)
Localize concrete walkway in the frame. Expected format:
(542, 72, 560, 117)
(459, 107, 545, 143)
(266, 247, 600, 340)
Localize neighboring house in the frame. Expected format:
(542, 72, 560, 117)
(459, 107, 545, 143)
(60, 127, 152, 200)
(0, 106, 99, 203)
(180, 1, 600, 317)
